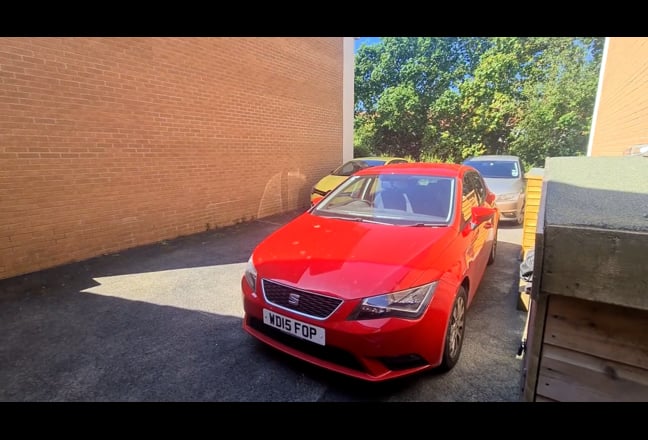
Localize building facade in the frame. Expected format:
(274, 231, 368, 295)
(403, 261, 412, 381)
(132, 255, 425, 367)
(588, 37, 648, 156)
(0, 37, 351, 280)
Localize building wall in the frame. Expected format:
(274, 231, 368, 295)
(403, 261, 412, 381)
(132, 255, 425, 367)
(0, 37, 345, 280)
(588, 37, 648, 156)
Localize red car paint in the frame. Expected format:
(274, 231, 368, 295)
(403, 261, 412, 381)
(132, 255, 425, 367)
(242, 163, 498, 382)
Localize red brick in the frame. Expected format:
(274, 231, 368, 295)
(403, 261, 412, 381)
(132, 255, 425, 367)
(0, 37, 344, 280)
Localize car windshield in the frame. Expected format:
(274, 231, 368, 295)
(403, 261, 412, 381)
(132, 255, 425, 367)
(465, 160, 520, 179)
(331, 160, 387, 176)
(312, 174, 455, 226)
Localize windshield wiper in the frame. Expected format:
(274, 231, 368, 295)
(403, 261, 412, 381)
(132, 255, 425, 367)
(351, 217, 393, 225)
(409, 223, 445, 227)
(317, 215, 392, 225)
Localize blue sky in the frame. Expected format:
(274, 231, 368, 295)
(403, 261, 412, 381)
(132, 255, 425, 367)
(354, 37, 381, 53)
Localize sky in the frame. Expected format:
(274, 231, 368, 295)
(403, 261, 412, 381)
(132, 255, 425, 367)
(354, 37, 381, 53)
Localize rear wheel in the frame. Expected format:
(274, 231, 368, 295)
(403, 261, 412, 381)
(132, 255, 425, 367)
(437, 286, 467, 372)
(487, 228, 498, 265)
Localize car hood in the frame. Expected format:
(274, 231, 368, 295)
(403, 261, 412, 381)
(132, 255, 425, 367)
(252, 213, 455, 300)
(483, 177, 523, 195)
(313, 175, 347, 193)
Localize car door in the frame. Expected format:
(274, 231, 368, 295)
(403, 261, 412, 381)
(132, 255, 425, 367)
(460, 171, 492, 303)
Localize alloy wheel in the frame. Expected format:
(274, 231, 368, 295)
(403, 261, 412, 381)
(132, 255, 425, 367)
(516, 206, 525, 225)
(447, 295, 466, 360)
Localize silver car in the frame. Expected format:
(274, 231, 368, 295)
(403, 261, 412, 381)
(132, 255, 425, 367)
(463, 155, 525, 224)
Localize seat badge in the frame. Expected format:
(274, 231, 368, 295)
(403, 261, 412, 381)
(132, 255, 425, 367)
(288, 293, 300, 306)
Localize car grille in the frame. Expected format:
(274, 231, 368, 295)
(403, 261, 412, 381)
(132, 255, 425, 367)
(262, 279, 343, 319)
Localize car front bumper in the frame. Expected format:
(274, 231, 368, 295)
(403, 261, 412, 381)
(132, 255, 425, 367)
(496, 199, 522, 220)
(241, 278, 454, 382)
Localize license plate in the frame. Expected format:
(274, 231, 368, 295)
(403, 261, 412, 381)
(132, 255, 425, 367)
(263, 309, 326, 346)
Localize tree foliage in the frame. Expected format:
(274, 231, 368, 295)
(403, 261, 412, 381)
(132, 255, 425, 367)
(354, 37, 604, 168)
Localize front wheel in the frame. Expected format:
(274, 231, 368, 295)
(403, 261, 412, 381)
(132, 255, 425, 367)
(437, 286, 467, 372)
(515, 204, 525, 225)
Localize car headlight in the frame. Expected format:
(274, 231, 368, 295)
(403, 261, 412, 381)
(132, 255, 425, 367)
(244, 256, 257, 290)
(497, 192, 518, 202)
(348, 281, 438, 320)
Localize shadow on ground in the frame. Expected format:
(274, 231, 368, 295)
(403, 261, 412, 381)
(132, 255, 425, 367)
(0, 210, 527, 401)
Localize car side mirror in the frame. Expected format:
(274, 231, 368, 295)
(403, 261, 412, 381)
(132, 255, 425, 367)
(462, 206, 495, 236)
(471, 206, 496, 226)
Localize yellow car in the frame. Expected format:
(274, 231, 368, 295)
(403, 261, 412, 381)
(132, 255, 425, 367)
(311, 156, 410, 203)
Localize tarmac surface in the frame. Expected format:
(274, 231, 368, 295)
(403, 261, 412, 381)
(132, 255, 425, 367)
(0, 209, 527, 402)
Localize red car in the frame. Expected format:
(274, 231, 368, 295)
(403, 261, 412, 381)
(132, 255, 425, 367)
(241, 162, 499, 382)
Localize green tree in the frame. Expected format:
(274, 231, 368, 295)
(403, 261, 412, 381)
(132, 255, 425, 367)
(355, 37, 490, 160)
(355, 37, 604, 169)
(428, 38, 528, 162)
(509, 38, 604, 167)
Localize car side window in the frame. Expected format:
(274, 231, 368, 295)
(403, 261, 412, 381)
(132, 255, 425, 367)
(461, 174, 479, 223)
(467, 172, 486, 205)
(341, 178, 366, 198)
(336, 161, 367, 176)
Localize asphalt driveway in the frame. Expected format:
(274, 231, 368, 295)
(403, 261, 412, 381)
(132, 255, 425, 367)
(0, 209, 527, 401)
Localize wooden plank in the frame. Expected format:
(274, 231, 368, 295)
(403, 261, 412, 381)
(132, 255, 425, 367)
(522, 234, 538, 250)
(523, 178, 548, 402)
(523, 296, 548, 402)
(524, 236, 536, 248)
(544, 295, 648, 370)
(541, 226, 648, 311)
(535, 395, 558, 402)
(518, 291, 530, 312)
(526, 214, 539, 223)
(543, 344, 648, 387)
(524, 218, 538, 226)
(522, 176, 542, 252)
(537, 344, 648, 401)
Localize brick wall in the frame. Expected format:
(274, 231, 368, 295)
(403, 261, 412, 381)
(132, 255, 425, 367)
(0, 37, 344, 280)
(590, 37, 648, 156)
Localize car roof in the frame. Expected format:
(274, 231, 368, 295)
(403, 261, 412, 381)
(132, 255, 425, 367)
(350, 156, 408, 162)
(354, 162, 466, 178)
(463, 155, 520, 162)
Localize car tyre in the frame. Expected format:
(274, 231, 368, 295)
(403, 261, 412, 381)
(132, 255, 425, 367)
(515, 204, 525, 225)
(487, 228, 497, 265)
(437, 286, 467, 372)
